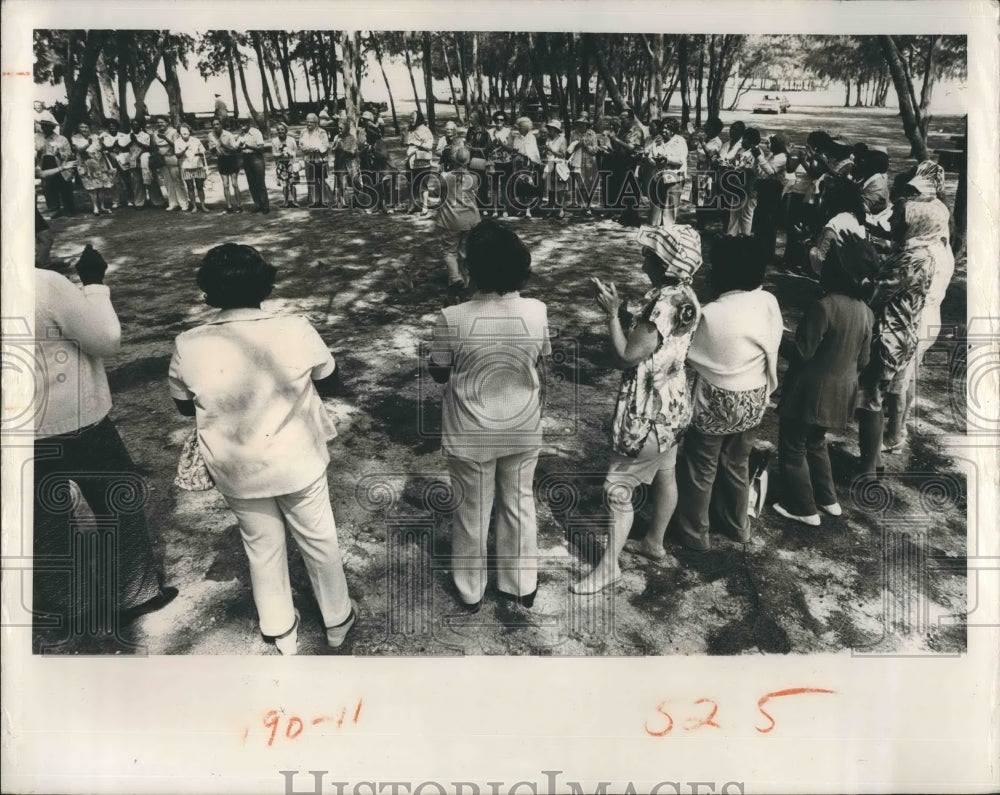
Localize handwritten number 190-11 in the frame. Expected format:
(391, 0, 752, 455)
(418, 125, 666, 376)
(644, 688, 836, 736)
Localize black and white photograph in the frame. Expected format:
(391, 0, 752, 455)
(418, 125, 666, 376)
(2, 1, 998, 793)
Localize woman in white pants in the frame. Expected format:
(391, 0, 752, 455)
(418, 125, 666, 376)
(428, 220, 551, 612)
(169, 244, 356, 653)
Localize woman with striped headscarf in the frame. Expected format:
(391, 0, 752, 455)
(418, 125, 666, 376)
(879, 161, 955, 453)
(857, 161, 951, 471)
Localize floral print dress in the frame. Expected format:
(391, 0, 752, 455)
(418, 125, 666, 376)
(610, 284, 701, 456)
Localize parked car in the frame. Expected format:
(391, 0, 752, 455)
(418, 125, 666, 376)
(753, 94, 790, 114)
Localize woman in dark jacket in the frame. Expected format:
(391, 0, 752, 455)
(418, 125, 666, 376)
(773, 247, 874, 525)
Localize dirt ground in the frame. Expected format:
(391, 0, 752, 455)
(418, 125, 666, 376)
(30, 106, 968, 656)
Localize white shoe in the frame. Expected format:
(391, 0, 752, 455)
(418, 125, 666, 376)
(819, 503, 843, 517)
(772, 503, 821, 527)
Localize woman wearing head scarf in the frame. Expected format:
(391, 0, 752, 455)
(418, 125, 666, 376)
(572, 225, 702, 593)
(878, 161, 954, 455)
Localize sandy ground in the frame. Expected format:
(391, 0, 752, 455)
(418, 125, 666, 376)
(28, 107, 968, 657)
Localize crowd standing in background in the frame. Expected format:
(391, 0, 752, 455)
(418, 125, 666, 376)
(32, 99, 960, 650)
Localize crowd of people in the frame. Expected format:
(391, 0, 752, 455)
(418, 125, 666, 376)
(31, 98, 957, 652)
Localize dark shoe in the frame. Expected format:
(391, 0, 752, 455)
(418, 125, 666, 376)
(499, 588, 537, 609)
(120, 586, 179, 626)
(457, 598, 482, 614)
(326, 600, 358, 648)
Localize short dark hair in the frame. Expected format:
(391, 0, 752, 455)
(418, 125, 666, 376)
(821, 247, 871, 300)
(741, 127, 761, 148)
(466, 219, 532, 294)
(197, 243, 277, 309)
(703, 117, 724, 138)
(728, 120, 746, 139)
(821, 177, 866, 225)
(709, 235, 766, 295)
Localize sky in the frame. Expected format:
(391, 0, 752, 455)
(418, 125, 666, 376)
(33, 41, 970, 118)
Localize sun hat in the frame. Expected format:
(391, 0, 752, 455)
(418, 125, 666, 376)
(38, 110, 58, 126)
(361, 110, 375, 123)
(574, 112, 590, 125)
(636, 225, 703, 282)
(545, 119, 562, 132)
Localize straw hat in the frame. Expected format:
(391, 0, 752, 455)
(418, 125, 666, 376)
(38, 110, 57, 126)
(545, 119, 562, 132)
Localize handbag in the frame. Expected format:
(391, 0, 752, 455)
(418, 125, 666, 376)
(148, 148, 166, 170)
(174, 427, 215, 491)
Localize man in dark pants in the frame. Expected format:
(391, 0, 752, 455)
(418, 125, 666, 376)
(33, 212, 177, 637)
(237, 119, 270, 213)
(35, 112, 76, 217)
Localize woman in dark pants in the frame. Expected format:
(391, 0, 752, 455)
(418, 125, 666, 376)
(752, 133, 789, 266)
(672, 237, 783, 549)
(773, 244, 874, 525)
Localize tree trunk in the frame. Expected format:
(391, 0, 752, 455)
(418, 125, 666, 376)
(421, 31, 435, 130)
(339, 31, 361, 126)
(917, 35, 940, 143)
(372, 35, 400, 134)
(404, 36, 422, 113)
(472, 33, 483, 110)
(250, 32, 274, 123)
(234, 41, 263, 128)
(274, 32, 296, 119)
(226, 41, 241, 119)
(441, 36, 464, 121)
(678, 36, 690, 125)
(644, 33, 664, 120)
(113, 44, 129, 126)
(527, 33, 549, 118)
(695, 37, 705, 128)
(454, 33, 471, 120)
(587, 33, 628, 113)
(161, 45, 185, 126)
(879, 35, 929, 159)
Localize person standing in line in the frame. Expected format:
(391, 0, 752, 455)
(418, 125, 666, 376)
(152, 116, 189, 211)
(690, 117, 724, 230)
(404, 110, 435, 213)
(271, 121, 302, 209)
(724, 127, 762, 237)
(428, 220, 551, 613)
(568, 112, 598, 216)
(331, 118, 359, 210)
(35, 111, 76, 217)
(207, 117, 244, 213)
(71, 122, 116, 216)
(169, 243, 356, 654)
(772, 243, 874, 526)
(214, 93, 229, 123)
(487, 111, 514, 218)
(175, 124, 210, 212)
(431, 146, 482, 295)
(673, 236, 783, 550)
(542, 120, 570, 219)
(647, 117, 688, 227)
(126, 119, 153, 209)
(509, 117, 542, 219)
(33, 213, 178, 630)
(572, 225, 702, 594)
(752, 133, 789, 266)
(100, 119, 134, 209)
(237, 117, 270, 214)
(298, 113, 330, 209)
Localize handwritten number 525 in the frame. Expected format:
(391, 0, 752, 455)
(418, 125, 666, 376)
(644, 688, 835, 736)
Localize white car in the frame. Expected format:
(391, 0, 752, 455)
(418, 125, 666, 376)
(753, 94, 790, 114)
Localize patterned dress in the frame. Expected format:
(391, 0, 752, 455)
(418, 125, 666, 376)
(71, 133, 115, 190)
(860, 202, 940, 405)
(610, 284, 701, 456)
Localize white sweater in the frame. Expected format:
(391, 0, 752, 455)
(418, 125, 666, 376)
(34, 268, 121, 437)
(686, 288, 783, 394)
